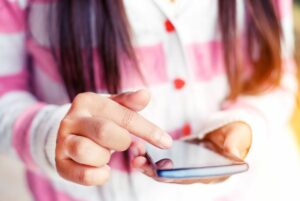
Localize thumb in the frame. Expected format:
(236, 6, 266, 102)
(110, 89, 151, 112)
(223, 126, 251, 159)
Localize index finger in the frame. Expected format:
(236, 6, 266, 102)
(97, 99, 173, 149)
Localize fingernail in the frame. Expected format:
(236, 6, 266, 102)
(231, 148, 241, 158)
(158, 160, 170, 167)
(160, 134, 173, 148)
(155, 132, 173, 149)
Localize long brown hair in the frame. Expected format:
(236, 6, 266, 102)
(219, 0, 282, 99)
(50, 0, 282, 100)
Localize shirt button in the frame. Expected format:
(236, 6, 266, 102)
(182, 123, 192, 137)
(173, 78, 186, 90)
(165, 19, 175, 32)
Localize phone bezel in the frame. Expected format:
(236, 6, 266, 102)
(145, 139, 249, 179)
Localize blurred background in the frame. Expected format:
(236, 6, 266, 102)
(0, 1, 300, 201)
(292, 0, 300, 144)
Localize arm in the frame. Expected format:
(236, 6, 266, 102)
(0, 2, 173, 186)
(0, 0, 71, 177)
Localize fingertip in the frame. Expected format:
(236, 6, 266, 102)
(130, 141, 146, 157)
(224, 141, 241, 158)
(131, 156, 147, 169)
(223, 132, 243, 159)
(156, 159, 173, 169)
(135, 89, 151, 99)
(93, 165, 111, 185)
(131, 156, 156, 177)
(154, 131, 173, 149)
(136, 141, 146, 155)
(230, 147, 242, 158)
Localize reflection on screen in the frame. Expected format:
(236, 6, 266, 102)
(146, 140, 239, 170)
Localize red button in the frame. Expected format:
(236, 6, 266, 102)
(165, 19, 175, 32)
(182, 123, 191, 137)
(174, 78, 186, 90)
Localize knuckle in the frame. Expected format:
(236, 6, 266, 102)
(121, 108, 135, 130)
(97, 96, 110, 111)
(60, 117, 72, 129)
(72, 93, 110, 115)
(73, 92, 94, 107)
(96, 121, 113, 139)
(59, 117, 73, 135)
(91, 119, 103, 136)
(73, 93, 86, 105)
(70, 140, 87, 159)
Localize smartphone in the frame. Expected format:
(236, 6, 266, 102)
(145, 139, 249, 181)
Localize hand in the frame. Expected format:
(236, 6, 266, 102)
(204, 121, 252, 160)
(55, 89, 173, 186)
(131, 121, 252, 184)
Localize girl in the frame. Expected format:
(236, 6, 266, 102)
(0, 0, 299, 200)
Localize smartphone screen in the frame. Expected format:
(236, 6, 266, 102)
(146, 139, 248, 180)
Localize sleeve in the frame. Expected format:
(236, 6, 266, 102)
(195, 0, 297, 160)
(0, 0, 71, 178)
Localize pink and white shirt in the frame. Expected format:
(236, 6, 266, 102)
(0, 0, 300, 201)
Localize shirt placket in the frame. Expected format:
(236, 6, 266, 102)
(152, 0, 194, 137)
